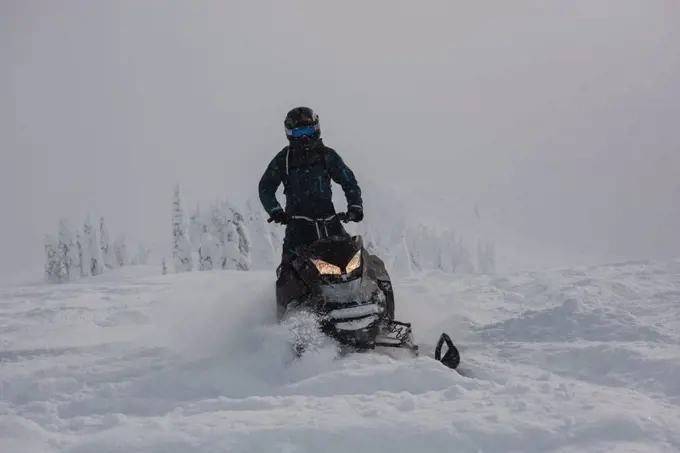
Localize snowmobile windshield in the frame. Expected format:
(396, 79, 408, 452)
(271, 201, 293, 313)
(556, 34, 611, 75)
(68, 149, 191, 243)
(307, 235, 361, 268)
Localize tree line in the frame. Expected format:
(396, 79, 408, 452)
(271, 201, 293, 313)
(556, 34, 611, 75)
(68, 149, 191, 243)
(44, 216, 150, 283)
(43, 183, 495, 282)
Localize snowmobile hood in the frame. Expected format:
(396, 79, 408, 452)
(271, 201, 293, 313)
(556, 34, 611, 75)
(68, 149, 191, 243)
(307, 235, 362, 269)
(317, 266, 381, 306)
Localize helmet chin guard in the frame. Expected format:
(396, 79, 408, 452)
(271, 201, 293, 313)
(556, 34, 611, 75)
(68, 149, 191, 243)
(289, 133, 321, 150)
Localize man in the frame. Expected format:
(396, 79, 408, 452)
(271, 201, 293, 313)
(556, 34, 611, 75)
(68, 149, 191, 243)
(258, 106, 364, 278)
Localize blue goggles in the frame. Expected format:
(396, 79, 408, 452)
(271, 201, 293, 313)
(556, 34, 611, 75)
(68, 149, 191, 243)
(285, 124, 320, 138)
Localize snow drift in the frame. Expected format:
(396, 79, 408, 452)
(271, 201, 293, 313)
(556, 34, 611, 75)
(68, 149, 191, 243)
(2, 259, 680, 452)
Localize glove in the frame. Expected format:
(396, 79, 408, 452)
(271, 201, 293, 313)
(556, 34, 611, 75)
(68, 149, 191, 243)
(269, 209, 288, 224)
(347, 205, 364, 222)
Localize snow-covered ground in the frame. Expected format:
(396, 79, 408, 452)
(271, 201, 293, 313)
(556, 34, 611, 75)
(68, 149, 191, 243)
(2, 260, 680, 452)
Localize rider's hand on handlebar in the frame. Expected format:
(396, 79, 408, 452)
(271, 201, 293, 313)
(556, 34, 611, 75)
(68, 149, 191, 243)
(347, 206, 364, 222)
(269, 210, 288, 224)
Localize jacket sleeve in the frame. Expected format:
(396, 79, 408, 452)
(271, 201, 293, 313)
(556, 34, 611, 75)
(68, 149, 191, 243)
(326, 148, 363, 209)
(258, 152, 285, 215)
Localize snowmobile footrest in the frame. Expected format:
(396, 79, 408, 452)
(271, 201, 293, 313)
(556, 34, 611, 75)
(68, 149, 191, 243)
(374, 320, 419, 352)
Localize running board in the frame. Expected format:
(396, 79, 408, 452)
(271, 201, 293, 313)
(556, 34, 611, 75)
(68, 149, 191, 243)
(374, 320, 419, 351)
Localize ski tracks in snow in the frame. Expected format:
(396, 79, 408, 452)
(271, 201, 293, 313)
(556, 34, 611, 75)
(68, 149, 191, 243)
(1, 261, 680, 452)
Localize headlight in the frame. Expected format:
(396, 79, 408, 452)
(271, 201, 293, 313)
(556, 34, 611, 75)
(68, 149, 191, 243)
(313, 259, 342, 275)
(345, 250, 362, 273)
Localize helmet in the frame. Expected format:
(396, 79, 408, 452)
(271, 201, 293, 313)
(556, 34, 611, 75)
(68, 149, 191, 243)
(284, 106, 321, 150)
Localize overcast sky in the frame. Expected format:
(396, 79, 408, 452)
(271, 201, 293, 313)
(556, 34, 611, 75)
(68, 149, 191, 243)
(2, 0, 679, 276)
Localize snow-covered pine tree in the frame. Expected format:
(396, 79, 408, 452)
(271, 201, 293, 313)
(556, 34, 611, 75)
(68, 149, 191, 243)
(197, 232, 210, 270)
(84, 215, 104, 276)
(44, 234, 63, 283)
(226, 203, 251, 271)
(199, 231, 222, 271)
(223, 220, 242, 270)
(113, 235, 128, 267)
(404, 224, 428, 272)
(196, 214, 212, 271)
(100, 216, 117, 269)
(208, 203, 228, 269)
(189, 204, 203, 251)
(58, 219, 78, 281)
(172, 184, 193, 272)
(76, 230, 91, 278)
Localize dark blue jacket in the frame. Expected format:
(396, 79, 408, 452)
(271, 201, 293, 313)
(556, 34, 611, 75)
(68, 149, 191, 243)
(258, 143, 362, 218)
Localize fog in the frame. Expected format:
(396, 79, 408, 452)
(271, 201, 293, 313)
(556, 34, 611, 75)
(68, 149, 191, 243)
(2, 0, 679, 276)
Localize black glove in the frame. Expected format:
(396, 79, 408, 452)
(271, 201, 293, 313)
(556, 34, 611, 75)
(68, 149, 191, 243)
(269, 209, 288, 224)
(347, 205, 364, 222)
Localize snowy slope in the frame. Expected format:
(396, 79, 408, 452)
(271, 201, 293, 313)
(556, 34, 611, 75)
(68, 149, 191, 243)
(2, 261, 680, 452)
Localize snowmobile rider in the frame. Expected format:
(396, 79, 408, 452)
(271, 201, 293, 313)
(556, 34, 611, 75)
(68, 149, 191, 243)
(258, 106, 364, 275)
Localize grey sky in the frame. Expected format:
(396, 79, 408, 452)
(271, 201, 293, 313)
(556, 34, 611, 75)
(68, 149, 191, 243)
(2, 0, 679, 276)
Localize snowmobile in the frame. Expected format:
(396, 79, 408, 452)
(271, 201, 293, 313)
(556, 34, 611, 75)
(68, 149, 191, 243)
(268, 212, 460, 370)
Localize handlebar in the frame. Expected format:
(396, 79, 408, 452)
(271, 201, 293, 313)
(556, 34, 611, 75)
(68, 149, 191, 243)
(267, 212, 349, 224)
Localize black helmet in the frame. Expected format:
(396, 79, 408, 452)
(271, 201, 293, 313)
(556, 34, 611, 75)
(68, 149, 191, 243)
(284, 106, 321, 150)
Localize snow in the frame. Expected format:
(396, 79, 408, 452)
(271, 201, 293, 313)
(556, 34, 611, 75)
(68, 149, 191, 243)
(2, 260, 680, 452)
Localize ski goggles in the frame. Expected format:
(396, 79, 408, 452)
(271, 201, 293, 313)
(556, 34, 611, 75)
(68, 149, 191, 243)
(285, 124, 320, 138)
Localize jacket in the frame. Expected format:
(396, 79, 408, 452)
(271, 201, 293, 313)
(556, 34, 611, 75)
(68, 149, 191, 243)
(258, 143, 363, 218)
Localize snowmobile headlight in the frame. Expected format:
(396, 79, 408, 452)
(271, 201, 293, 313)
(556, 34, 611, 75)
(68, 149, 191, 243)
(345, 250, 362, 274)
(312, 259, 342, 275)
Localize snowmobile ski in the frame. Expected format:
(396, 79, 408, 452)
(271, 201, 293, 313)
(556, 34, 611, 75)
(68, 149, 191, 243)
(434, 332, 460, 370)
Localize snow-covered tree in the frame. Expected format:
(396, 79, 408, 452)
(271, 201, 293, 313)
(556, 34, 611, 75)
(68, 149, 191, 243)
(223, 220, 242, 269)
(207, 204, 228, 269)
(353, 218, 476, 276)
(44, 234, 63, 283)
(76, 230, 90, 278)
(198, 231, 222, 271)
(244, 199, 276, 269)
(84, 215, 104, 276)
(226, 203, 251, 270)
(194, 209, 212, 271)
(172, 184, 193, 272)
(58, 219, 78, 281)
(100, 216, 116, 269)
(113, 235, 128, 267)
(188, 204, 203, 249)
